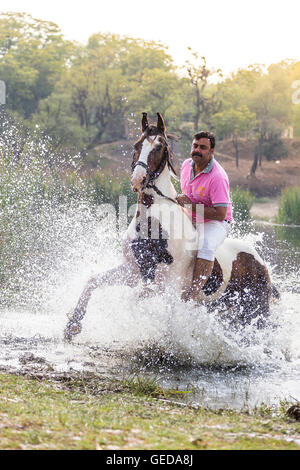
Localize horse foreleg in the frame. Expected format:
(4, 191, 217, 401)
(64, 263, 139, 341)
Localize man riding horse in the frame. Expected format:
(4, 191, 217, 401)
(176, 131, 232, 302)
(64, 113, 278, 341)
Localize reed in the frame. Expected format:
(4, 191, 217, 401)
(230, 186, 255, 222)
(276, 187, 300, 225)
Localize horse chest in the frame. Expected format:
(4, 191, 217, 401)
(131, 216, 174, 282)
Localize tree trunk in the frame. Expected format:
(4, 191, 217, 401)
(259, 149, 263, 167)
(193, 86, 201, 132)
(248, 142, 260, 178)
(248, 134, 264, 177)
(232, 135, 239, 168)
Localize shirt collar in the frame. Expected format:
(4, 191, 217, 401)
(190, 156, 215, 177)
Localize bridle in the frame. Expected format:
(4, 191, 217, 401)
(131, 146, 168, 183)
(131, 137, 178, 204)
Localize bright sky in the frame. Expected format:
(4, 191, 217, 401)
(2, 0, 300, 75)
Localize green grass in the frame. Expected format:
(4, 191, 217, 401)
(0, 372, 299, 450)
(230, 186, 255, 222)
(276, 187, 300, 225)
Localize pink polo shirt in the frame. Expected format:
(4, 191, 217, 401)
(180, 157, 233, 223)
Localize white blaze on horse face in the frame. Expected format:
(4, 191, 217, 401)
(131, 136, 159, 191)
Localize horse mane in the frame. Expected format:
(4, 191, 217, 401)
(165, 133, 179, 180)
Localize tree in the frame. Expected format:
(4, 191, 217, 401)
(127, 68, 185, 129)
(31, 91, 86, 152)
(213, 106, 257, 167)
(0, 12, 75, 118)
(185, 49, 222, 131)
(248, 70, 292, 176)
(51, 33, 183, 148)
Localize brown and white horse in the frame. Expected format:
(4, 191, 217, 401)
(64, 112, 279, 341)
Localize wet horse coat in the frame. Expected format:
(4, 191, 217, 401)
(64, 113, 278, 340)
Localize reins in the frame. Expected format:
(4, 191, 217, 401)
(146, 182, 178, 204)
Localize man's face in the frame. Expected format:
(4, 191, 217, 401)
(191, 137, 214, 166)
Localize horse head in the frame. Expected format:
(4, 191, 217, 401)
(131, 112, 174, 193)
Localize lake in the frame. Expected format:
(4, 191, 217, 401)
(0, 213, 299, 410)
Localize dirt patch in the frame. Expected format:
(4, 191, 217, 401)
(250, 199, 279, 221)
(216, 138, 300, 197)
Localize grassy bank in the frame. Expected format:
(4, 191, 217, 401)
(230, 187, 255, 222)
(0, 372, 299, 450)
(277, 187, 300, 225)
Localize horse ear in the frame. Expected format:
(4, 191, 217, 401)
(157, 112, 166, 134)
(141, 113, 149, 132)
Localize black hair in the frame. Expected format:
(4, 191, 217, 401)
(193, 131, 215, 149)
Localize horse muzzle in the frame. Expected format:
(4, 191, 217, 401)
(131, 175, 148, 193)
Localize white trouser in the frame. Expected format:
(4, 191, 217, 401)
(196, 220, 230, 261)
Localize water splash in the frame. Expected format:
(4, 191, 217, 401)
(0, 117, 300, 408)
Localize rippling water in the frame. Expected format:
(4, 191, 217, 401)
(0, 207, 299, 410)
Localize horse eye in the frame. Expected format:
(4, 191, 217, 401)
(156, 144, 162, 151)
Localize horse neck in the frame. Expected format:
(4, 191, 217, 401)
(149, 164, 177, 200)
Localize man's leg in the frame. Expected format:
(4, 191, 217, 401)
(188, 258, 214, 301)
(182, 258, 214, 302)
(182, 220, 229, 302)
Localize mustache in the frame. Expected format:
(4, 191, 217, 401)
(191, 152, 202, 157)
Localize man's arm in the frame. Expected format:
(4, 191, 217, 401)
(203, 205, 227, 221)
(176, 194, 227, 221)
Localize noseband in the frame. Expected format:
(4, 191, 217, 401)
(131, 147, 169, 184)
(131, 141, 178, 204)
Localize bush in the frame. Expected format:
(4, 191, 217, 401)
(231, 186, 255, 222)
(262, 134, 288, 161)
(276, 187, 300, 225)
(82, 171, 137, 210)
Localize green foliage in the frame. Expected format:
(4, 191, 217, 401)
(276, 187, 300, 225)
(1, 12, 299, 163)
(213, 105, 257, 141)
(0, 12, 75, 118)
(292, 104, 300, 137)
(231, 187, 255, 222)
(261, 134, 289, 161)
(184, 49, 222, 131)
(82, 172, 137, 210)
(247, 69, 292, 142)
(31, 92, 86, 152)
(118, 374, 168, 398)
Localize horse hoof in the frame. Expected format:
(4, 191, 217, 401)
(64, 321, 82, 341)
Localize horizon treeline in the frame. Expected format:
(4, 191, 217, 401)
(1, 11, 300, 171)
